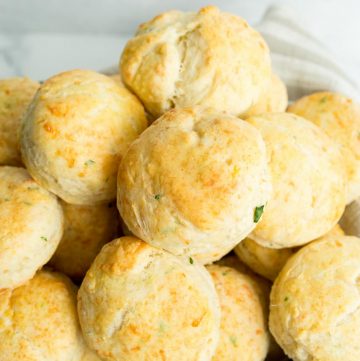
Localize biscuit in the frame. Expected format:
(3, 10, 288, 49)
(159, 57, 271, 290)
(0, 270, 100, 361)
(243, 73, 288, 118)
(288, 92, 360, 203)
(235, 224, 344, 281)
(215, 255, 285, 360)
(270, 235, 360, 361)
(109, 74, 124, 87)
(235, 239, 295, 281)
(247, 113, 347, 248)
(49, 200, 119, 280)
(21, 69, 147, 205)
(0, 77, 39, 166)
(117, 107, 272, 264)
(78, 236, 221, 361)
(0, 166, 63, 289)
(207, 264, 270, 361)
(120, 6, 271, 118)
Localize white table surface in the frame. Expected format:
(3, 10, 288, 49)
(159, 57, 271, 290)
(0, 0, 359, 84)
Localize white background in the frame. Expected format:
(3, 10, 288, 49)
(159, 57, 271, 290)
(0, 0, 359, 82)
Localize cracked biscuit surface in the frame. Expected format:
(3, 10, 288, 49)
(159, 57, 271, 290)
(78, 236, 221, 361)
(21, 69, 147, 205)
(117, 107, 272, 264)
(120, 6, 271, 118)
(270, 235, 360, 361)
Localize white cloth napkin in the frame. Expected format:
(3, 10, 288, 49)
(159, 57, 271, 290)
(257, 5, 360, 102)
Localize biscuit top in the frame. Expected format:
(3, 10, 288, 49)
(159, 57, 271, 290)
(78, 236, 220, 361)
(288, 91, 360, 203)
(120, 6, 271, 117)
(21, 69, 147, 204)
(270, 235, 360, 361)
(247, 112, 347, 248)
(0, 77, 39, 166)
(117, 107, 271, 263)
(0, 270, 84, 361)
(0, 166, 64, 289)
(208, 264, 270, 361)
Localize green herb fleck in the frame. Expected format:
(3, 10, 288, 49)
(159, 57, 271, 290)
(23, 201, 32, 206)
(284, 296, 289, 302)
(158, 321, 167, 333)
(189, 257, 194, 265)
(222, 270, 230, 276)
(154, 194, 162, 201)
(84, 159, 96, 166)
(41, 236, 48, 242)
(229, 335, 238, 347)
(254, 205, 265, 223)
(319, 96, 328, 104)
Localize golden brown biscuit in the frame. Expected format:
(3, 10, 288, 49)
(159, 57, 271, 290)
(247, 113, 347, 248)
(120, 6, 271, 118)
(270, 235, 360, 361)
(109, 74, 124, 87)
(235, 224, 344, 281)
(0, 166, 63, 289)
(215, 256, 285, 361)
(0, 270, 100, 361)
(0, 77, 39, 166)
(288, 92, 360, 203)
(243, 73, 288, 118)
(49, 201, 119, 280)
(207, 264, 270, 361)
(235, 239, 295, 281)
(21, 69, 147, 205)
(117, 107, 272, 264)
(78, 236, 221, 361)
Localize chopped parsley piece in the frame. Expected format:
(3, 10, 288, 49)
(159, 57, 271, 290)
(84, 159, 95, 166)
(229, 335, 238, 347)
(158, 321, 167, 333)
(189, 257, 194, 265)
(284, 296, 289, 302)
(154, 194, 162, 201)
(41, 236, 48, 242)
(319, 96, 328, 104)
(253, 205, 265, 223)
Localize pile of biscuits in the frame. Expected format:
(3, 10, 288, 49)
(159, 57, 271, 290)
(1, 5, 360, 361)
